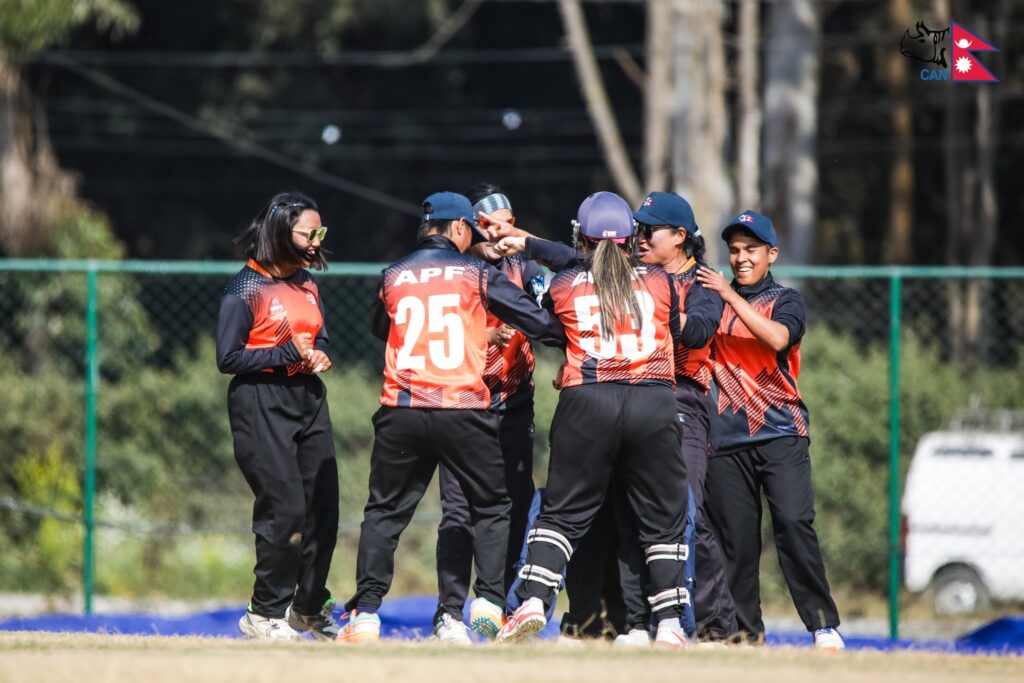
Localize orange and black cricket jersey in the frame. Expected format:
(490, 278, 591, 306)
(672, 261, 724, 391)
(483, 255, 547, 409)
(216, 259, 328, 376)
(372, 236, 563, 410)
(708, 273, 810, 454)
(546, 263, 679, 388)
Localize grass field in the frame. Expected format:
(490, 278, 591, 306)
(1, 633, 1021, 683)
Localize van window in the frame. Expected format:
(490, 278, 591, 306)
(1011, 452, 1024, 460)
(932, 448, 992, 458)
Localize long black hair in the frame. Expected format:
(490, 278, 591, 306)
(235, 191, 327, 272)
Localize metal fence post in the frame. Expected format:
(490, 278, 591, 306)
(888, 273, 902, 640)
(83, 265, 99, 615)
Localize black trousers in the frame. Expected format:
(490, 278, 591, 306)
(516, 383, 689, 621)
(705, 436, 840, 639)
(345, 406, 511, 613)
(228, 374, 339, 618)
(435, 389, 535, 620)
(559, 482, 634, 638)
(675, 381, 738, 640)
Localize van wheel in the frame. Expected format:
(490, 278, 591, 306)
(930, 565, 990, 615)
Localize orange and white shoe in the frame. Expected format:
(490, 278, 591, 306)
(469, 597, 505, 640)
(653, 621, 688, 650)
(813, 628, 845, 652)
(496, 597, 546, 643)
(336, 610, 381, 643)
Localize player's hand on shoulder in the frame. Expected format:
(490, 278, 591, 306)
(696, 266, 732, 299)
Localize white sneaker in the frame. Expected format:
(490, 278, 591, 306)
(239, 610, 302, 641)
(496, 597, 546, 643)
(469, 597, 506, 640)
(653, 620, 688, 649)
(434, 612, 472, 645)
(813, 628, 845, 652)
(286, 599, 341, 641)
(614, 628, 652, 648)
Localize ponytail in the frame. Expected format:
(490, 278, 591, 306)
(685, 229, 707, 267)
(586, 239, 642, 341)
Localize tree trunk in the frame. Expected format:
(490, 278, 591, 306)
(0, 59, 78, 257)
(736, 0, 760, 209)
(886, 0, 913, 264)
(670, 0, 731, 266)
(558, 0, 642, 204)
(762, 0, 819, 265)
(643, 0, 674, 193)
(0, 60, 37, 256)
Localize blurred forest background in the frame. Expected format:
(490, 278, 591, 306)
(0, 0, 1021, 266)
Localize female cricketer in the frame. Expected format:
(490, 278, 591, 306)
(697, 210, 844, 651)
(432, 184, 548, 643)
(216, 191, 339, 641)
(498, 191, 692, 648)
(631, 191, 738, 644)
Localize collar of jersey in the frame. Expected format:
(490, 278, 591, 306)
(673, 257, 697, 275)
(418, 235, 460, 251)
(247, 258, 303, 281)
(732, 271, 776, 299)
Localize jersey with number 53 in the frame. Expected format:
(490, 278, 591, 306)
(546, 263, 679, 389)
(372, 236, 565, 410)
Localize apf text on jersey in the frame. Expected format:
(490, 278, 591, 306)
(393, 266, 467, 286)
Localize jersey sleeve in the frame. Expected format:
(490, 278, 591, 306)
(770, 288, 807, 347)
(216, 294, 303, 374)
(677, 279, 724, 349)
(522, 237, 581, 272)
(485, 265, 565, 347)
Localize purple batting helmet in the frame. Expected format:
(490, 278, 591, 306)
(574, 191, 636, 243)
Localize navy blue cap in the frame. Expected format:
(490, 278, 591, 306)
(633, 191, 698, 233)
(422, 191, 483, 243)
(722, 210, 777, 248)
(423, 191, 475, 223)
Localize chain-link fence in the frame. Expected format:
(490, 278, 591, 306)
(1, 261, 1023, 639)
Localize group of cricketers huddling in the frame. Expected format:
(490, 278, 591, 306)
(215, 184, 845, 651)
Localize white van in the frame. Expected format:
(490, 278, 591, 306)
(902, 419, 1024, 615)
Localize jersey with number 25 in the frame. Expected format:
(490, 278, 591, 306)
(546, 263, 678, 388)
(374, 236, 564, 410)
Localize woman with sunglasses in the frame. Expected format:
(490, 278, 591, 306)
(216, 191, 339, 641)
(629, 192, 738, 645)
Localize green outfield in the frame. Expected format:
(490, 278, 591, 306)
(1, 632, 1020, 683)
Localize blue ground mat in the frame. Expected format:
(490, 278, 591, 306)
(1, 596, 1021, 655)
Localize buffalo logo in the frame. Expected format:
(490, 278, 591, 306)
(737, 214, 754, 224)
(900, 21, 949, 68)
(642, 196, 654, 207)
